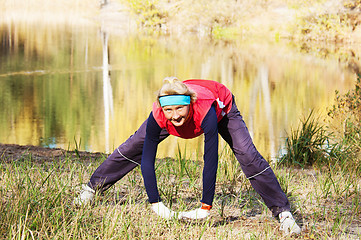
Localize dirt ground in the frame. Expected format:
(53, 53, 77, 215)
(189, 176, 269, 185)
(0, 143, 106, 163)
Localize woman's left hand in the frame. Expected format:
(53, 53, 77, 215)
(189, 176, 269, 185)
(178, 208, 210, 220)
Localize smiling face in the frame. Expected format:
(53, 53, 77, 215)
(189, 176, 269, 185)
(162, 104, 190, 127)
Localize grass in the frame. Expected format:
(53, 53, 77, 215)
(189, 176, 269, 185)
(279, 111, 331, 168)
(1, 144, 360, 239)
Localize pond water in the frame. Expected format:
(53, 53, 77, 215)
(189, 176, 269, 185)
(0, 22, 356, 160)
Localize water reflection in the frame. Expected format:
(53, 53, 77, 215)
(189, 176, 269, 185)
(101, 31, 114, 153)
(249, 65, 276, 162)
(0, 22, 357, 160)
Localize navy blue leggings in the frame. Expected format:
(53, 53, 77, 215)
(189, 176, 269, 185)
(89, 100, 290, 217)
(217, 100, 290, 216)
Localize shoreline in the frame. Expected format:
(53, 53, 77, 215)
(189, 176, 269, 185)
(0, 143, 106, 162)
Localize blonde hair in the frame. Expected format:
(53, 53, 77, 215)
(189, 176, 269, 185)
(157, 77, 197, 104)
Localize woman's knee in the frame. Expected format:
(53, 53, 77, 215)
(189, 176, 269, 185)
(235, 151, 270, 178)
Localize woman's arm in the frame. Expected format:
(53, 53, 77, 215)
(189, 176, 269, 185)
(141, 113, 162, 203)
(200, 105, 219, 206)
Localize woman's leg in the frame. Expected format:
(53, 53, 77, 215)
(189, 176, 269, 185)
(218, 100, 290, 217)
(88, 119, 169, 192)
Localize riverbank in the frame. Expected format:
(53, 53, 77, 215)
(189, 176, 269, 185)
(0, 143, 105, 163)
(109, 0, 361, 44)
(2, 0, 361, 42)
(134, 0, 361, 44)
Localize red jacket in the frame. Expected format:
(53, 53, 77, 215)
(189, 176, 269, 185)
(152, 79, 233, 139)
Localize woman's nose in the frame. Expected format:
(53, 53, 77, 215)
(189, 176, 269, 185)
(172, 111, 180, 119)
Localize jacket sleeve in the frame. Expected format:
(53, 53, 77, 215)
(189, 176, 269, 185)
(200, 105, 219, 205)
(141, 112, 162, 203)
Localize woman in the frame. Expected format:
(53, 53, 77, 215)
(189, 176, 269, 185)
(75, 77, 301, 235)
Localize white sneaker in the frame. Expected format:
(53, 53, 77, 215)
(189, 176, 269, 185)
(73, 184, 95, 206)
(279, 211, 301, 234)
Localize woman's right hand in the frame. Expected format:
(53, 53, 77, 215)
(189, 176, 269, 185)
(178, 203, 211, 220)
(178, 208, 210, 220)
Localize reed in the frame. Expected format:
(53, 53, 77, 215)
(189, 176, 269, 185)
(279, 111, 331, 168)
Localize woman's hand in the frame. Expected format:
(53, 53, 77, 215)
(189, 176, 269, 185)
(151, 202, 175, 219)
(178, 203, 211, 220)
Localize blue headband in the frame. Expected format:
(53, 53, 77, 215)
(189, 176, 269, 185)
(159, 95, 191, 107)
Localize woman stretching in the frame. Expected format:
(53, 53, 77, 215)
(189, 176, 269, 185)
(75, 77, 301, 235)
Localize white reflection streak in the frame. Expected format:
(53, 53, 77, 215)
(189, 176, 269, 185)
(201, 57, 212, 79)
(102, 31, 114, 153)
(259, 65, 276, 162)
(249, 65, 276, 162)
(221, 57, 233, 87)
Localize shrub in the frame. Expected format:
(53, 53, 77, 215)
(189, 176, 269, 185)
(124, 0, 167, 30)
(344, 0, 361, 11)
(328, 73, 361, 169)
(280, 74, 361, 171)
